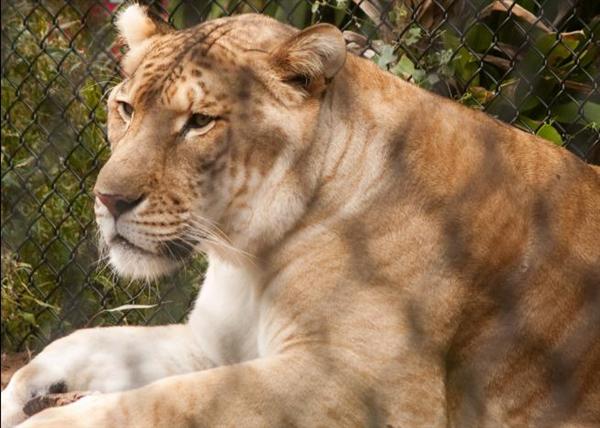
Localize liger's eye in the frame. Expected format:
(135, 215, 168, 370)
(182, 113, 217, 136)
(117, 101, 134, 120)
(187, 113, 214, 129)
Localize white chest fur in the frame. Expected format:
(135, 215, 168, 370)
(187, 256, 261, 365)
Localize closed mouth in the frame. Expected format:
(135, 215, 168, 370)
(111, 234, 196, 262)
(110, 235, 156, 256)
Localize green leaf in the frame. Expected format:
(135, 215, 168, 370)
(518, 117, 563, 145)
(391, 55, 426, 83)
(402, 26, 422, 47)
(536, 123, 563, 146)
(465, 23, 493, 52)
(534, 31, 583, 67)
(552, 32, 583, 65)
(517, 116, 541, 133)
(553, 101, 600, 125)
(375, 45, 397, 69)
(20, 311, 38, 327)
(518, 94, 541, 113)
(391, 55, 415, 76)
(441, 31, 460, 51)
(582, 102, 600, 124)
(452, 48, 479, 85)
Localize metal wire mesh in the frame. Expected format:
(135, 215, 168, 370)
(1, 0, 599, 352)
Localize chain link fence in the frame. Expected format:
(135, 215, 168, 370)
(2, 0, 599, 352)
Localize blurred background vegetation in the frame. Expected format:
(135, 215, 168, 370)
(1, 0, 599, 352)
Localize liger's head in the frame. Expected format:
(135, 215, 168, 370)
(94, 5, 347, 279)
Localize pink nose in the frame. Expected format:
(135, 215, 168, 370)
(95, 192, 143, 219)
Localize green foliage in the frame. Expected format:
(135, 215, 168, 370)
(1, 1, 203, 352)
(376, 0, 599, 155)
(168, 0, 371, 30)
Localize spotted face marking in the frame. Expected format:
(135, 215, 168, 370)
(95, 11, 346, 278)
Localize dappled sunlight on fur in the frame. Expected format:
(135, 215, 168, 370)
(3, 5, 599, 428)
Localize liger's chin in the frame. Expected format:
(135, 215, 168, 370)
(107, 238, 182, 280)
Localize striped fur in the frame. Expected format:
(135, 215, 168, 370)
(4, 6, 600, 428)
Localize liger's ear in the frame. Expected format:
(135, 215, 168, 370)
(271, 24, 347, 86)
(116, 4, 169, 49)
(115, 4, 171, 76)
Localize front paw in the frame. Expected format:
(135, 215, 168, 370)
(16, 394, 110, 428)
(1, 364, 66, 428)
(2, 329, 133, 427)
(1, 351, 96, 427)
(1, 351, 63, 426)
